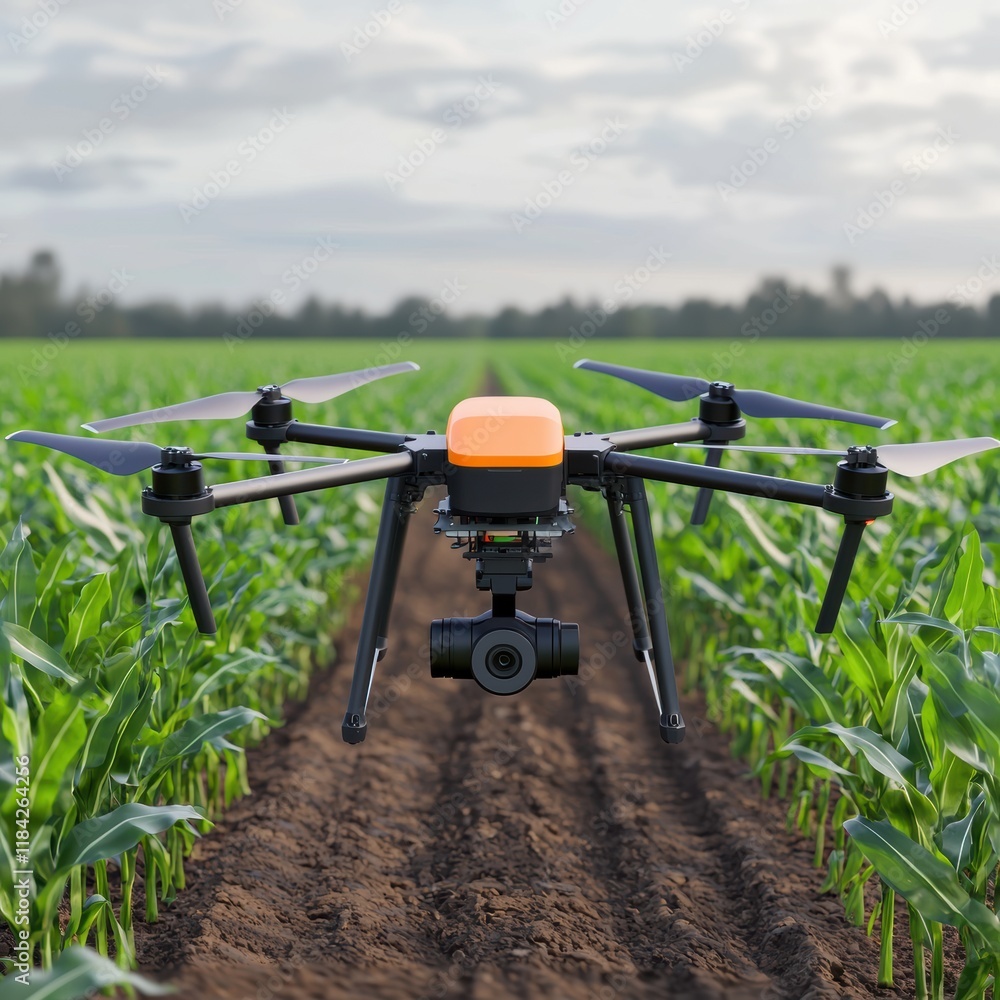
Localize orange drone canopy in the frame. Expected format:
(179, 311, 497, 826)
(446, 396, 564, 467)
(445, 396, 565, 516)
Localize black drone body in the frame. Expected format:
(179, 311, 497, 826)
(9, 361, 998, 746)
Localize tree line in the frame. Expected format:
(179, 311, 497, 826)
(2, 250, 998, 342)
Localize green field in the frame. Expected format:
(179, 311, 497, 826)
(1, 338, 998, 998)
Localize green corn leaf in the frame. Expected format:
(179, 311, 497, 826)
(30, 694, 88, 823)
(1, 622, 79, 683)
(941, 793, 987, 874)
(945, 530, 985, 631)
(56, 803, 206, 870)
(0, 519, 37, 628)
(186, 650, 277, 705)
(882, 612, 964, 637)
(0, 944, 173, 999)
(772, 739, 854, 778)
(792, 722, 937, 832)
(922, 694, 978, 817)
(729, 647, 843, 724)
(953, 956, 992, 1000)
(65, 573, 112, 658)
(803, 722, 923, 786)
(844, 817, 1000, 950)
(833, 617, 891, 720)
(77, 673, 156, 799)
(923, 655, 1000, 771)
(140, 706, 266, 782)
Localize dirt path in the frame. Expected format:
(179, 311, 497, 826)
(137, 497, 901, 999)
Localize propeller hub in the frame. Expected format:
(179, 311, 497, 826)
(699, 384, 742, 426)
(257, 385, 284, 401)
(160, 446, 196, 468)
(845, 445, 879, 469)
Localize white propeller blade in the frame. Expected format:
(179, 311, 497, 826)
(676, 437, 1000, 477)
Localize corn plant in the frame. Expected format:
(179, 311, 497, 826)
(498, 341, 1000, 994)
(0, 341, 484, 977)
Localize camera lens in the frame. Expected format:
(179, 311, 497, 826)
(486, 644, 521, 678)
(471, 628, 536, 695)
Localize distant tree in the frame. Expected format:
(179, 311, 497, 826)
(0, 249, 996, 341)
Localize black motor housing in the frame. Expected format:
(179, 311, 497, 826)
(430, 609, 579, 694)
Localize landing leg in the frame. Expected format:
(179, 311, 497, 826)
(690, 446, 724, 525)
(262, 442, 300, 526)
(624, 477, 685, 744)
(342, 476, 413, 743)
(605, 490, 661, 714)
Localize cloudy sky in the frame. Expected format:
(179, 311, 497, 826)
(3, 0, 1000, 314)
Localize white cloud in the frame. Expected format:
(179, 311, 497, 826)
(4, 0, 1000, 310)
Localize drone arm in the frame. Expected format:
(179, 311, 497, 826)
(168, 521, 216, 634)
(285, 422, 410, 453)
(608, 453, 828, 507)
(210, 451, 415, 508)
(604, 420, 712, 451)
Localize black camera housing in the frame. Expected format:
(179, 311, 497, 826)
(430, 609, 579, 694)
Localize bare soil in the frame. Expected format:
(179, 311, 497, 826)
(136, 501, 912, 999)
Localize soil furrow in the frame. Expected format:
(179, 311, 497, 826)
(528, 535, 778, 999)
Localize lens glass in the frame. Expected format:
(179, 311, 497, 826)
(486, 644, 521, 678)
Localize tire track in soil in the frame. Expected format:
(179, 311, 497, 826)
(137, 494, 900, 999)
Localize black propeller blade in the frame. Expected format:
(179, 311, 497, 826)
(6, 430, 346, 476)
(575, 359, 896, 430)
(83, 361, 420, 433)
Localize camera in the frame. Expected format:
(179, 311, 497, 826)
(429, 609, 579, 694)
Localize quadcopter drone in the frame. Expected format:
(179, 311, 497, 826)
(7, 360, 999, 745)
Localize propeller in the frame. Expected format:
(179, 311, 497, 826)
(5, 430, 347, 476)
(82, 361, 420, 433)
(676, 437, 1000, 477)
(574, 359, 896, 429)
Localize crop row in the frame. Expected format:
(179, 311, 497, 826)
(497, 340, 1000, 999)
(0, 340, 484, 994)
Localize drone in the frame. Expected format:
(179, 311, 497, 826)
(7, 359, 999, 746)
